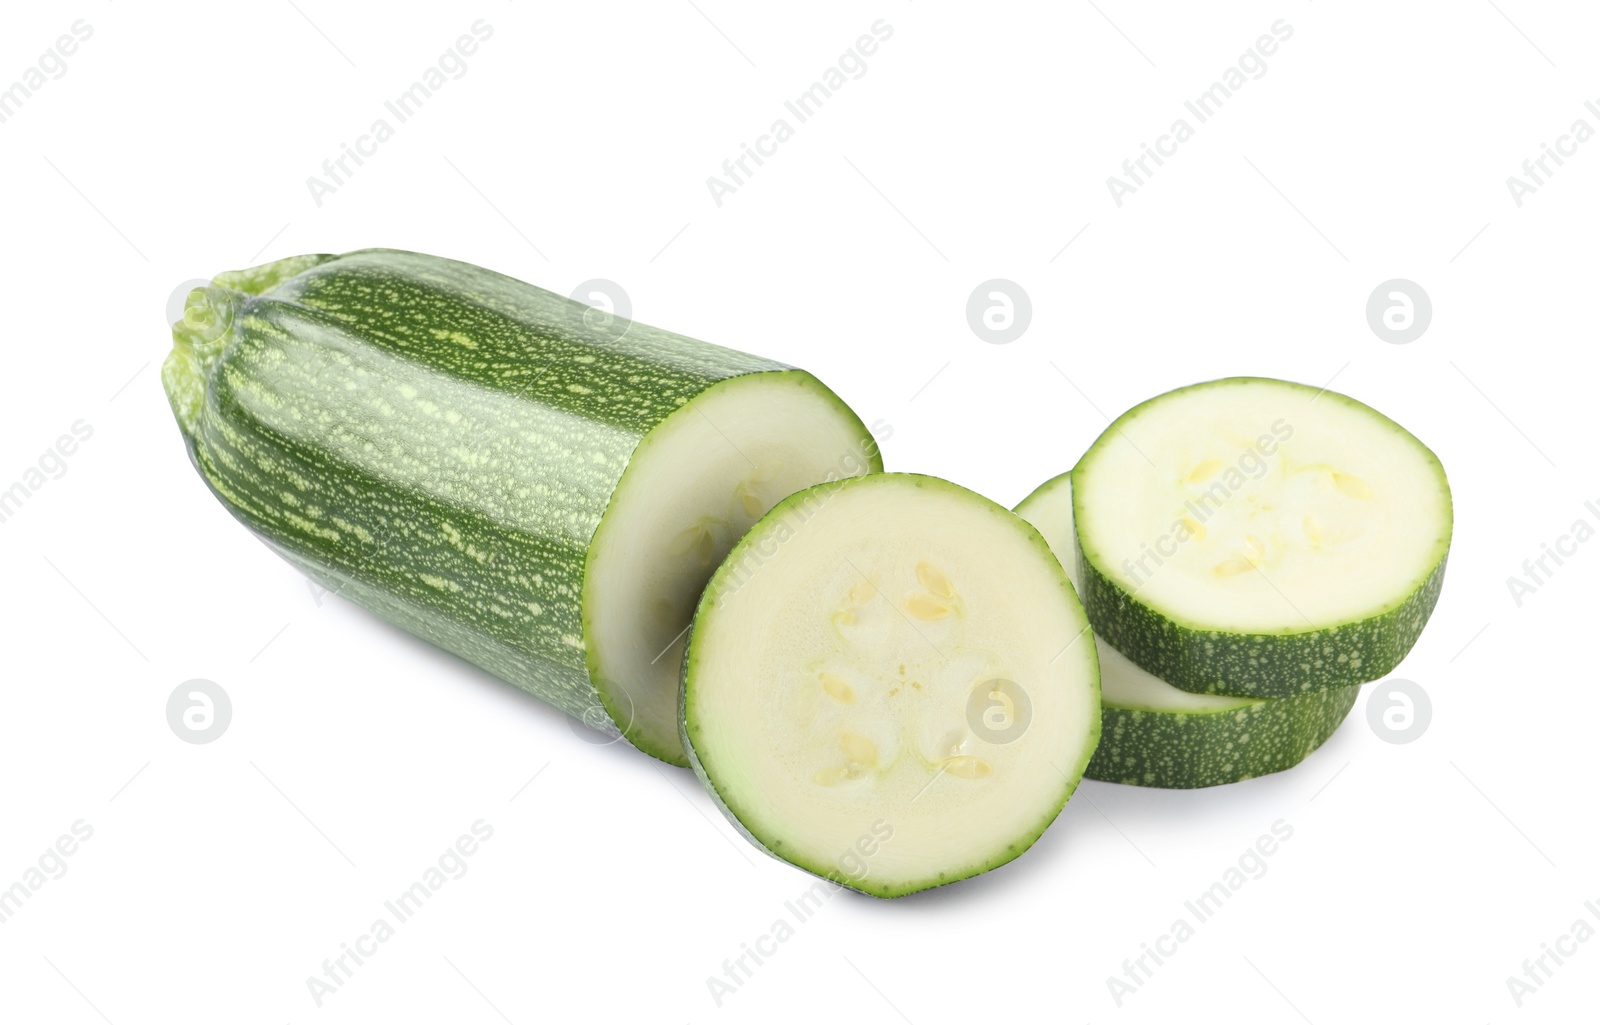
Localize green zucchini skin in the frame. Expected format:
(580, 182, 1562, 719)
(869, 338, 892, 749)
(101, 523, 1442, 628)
(1077, 551, 1447, 699)
(1086, 684, 1358, 789)
(161, 249, 880, 763)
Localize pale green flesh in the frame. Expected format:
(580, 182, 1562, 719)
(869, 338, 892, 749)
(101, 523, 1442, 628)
(683, 474, 1101, 897)
(586, 375, 884, 758)
(1072, 377, 1451, 696)
(163, 250, 881, 764)
(1017, 470, 1358, 788)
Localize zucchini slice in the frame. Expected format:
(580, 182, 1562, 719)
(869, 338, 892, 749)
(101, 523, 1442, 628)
(1017, 472, 1357, 788)
(161, 249, 881, 764)
(681, 473, 1101, 897)
(1072, 377, 1450, 697)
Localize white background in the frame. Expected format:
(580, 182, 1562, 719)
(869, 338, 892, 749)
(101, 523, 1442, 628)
(1, 1, 1595, 1022)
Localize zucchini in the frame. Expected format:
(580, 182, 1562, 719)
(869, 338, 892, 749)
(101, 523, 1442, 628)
(161, 249, 882, 765)
(1016, 472, 1357, 788)
(1073, 377, 1450, 698)
(681, 473, 1101, 897)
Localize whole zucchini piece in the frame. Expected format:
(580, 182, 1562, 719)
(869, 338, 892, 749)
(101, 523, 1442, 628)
(162, 249, 882, 764)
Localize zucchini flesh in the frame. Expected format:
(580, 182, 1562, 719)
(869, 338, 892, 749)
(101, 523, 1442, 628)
(162, 249, 881, 764)
(1072, 377, 1450, 697)
(1017, 472, 1357, 788)
(682, 473, 1100, 897)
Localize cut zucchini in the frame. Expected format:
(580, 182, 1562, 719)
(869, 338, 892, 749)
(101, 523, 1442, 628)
(161, 249, 882, 765)
(1017, 472, 1357, 788)
(681, 473, 1101, 897)
(1073, 377, 1450, 697)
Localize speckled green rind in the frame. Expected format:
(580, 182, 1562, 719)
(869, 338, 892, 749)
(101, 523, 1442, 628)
(681, 473, 1100, 898)
(1016, 470, 1360, 789)
(1078, 556, 1445, 699)
(1073, 377, 1452, 699)
(1086, 683, 1357, 788)
(161, 249, 880, 765)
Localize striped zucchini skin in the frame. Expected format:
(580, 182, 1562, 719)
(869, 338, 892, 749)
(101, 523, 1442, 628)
(1086, 683, 1357, 789)
(161, 249, 879, 762)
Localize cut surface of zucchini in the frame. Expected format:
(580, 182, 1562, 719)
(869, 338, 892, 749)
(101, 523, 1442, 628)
(683, 474, 1100, 896)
